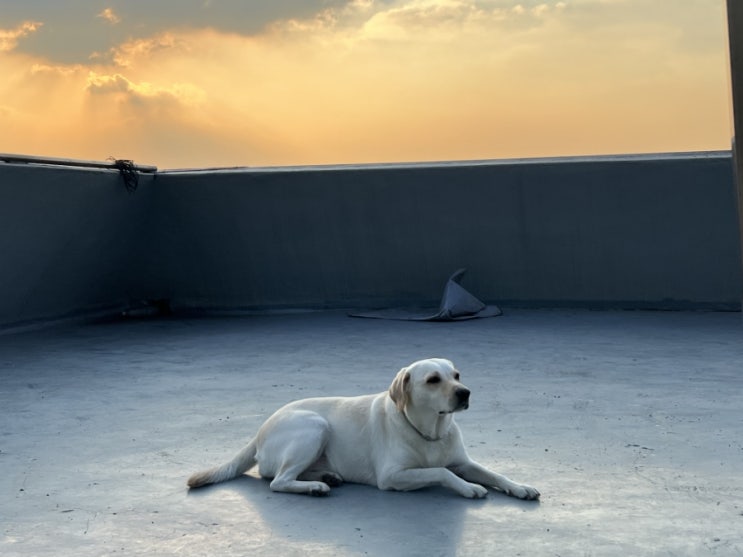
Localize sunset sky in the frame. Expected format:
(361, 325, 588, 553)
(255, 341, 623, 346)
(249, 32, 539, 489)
(0, 0, 733, 169)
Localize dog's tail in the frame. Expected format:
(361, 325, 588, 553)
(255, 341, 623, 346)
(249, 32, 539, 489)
(187, 439, 258, 489)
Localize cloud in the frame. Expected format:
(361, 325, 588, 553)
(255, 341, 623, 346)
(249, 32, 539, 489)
(30, 63, 83, 77)
(97, 8, 122, 25)
(0, 21, 43, 52)
(97, 34, 182, 67)
(266, 0, 570, 45)
(0, 0, 731, 168)
(85, 72, 132, 94)
(359, 0, 491, 41)
(0, 1, 351, 63)
(85, 71, 205, 109)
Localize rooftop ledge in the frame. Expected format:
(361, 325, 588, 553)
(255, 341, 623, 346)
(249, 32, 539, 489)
(0, 148, 740, 331)
(0, 149, 732, 175)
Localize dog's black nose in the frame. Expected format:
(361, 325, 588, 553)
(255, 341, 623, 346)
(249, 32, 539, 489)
(455, 388, 470, 403)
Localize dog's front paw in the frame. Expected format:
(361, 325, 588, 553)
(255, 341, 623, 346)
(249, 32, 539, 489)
(507, 483, 540, 500)
(460, 482, 488, 499)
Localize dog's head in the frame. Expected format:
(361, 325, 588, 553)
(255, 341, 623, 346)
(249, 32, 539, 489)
(389, 358, 470, 416)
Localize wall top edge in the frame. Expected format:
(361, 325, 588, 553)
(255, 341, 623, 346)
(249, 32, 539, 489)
(0, 150, 731, 177)
(0, 153, 157, 173)
(159, 150, 732, 176)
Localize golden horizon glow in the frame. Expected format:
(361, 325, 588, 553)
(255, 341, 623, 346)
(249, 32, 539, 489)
(0, 1, 732, 169)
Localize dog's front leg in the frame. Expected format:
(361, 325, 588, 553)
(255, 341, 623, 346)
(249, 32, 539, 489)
(450, 461, 540, 500)
(378, 468, 488, 498)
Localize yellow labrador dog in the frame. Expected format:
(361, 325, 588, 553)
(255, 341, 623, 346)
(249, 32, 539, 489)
(188, 358, 539, 500)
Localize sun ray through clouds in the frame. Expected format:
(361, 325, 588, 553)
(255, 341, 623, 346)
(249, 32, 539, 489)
(0, 0, 731, 168)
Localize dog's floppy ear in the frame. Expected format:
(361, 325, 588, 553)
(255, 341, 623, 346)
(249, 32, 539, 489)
(388, 367, 411, 412)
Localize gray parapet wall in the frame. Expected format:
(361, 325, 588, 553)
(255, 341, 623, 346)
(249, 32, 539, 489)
(152, 152, 741, 312)
(0, 152, 740, 328)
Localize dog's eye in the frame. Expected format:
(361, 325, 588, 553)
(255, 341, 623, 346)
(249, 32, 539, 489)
(426, 375, 441, 384)
(453, 372, 460, 381)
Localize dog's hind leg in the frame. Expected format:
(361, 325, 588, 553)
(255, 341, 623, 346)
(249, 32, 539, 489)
(298, 455, 344, 487)
(259, 410, 333, 496)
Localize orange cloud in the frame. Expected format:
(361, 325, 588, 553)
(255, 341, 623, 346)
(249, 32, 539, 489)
(97, 8, 121, 25)
(85, 71, 206, 111)
(0, 21, 43, 52)
(108, 34, 182, 67)
(0, 0, 732, 168)
(86, 72, 132, 93)
(30, 63, 83, 77)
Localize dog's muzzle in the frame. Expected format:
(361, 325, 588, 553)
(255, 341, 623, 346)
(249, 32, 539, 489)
(455, 387, 470, 411)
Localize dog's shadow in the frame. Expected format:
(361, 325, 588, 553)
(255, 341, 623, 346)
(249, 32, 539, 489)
(189, 473, 539, 554)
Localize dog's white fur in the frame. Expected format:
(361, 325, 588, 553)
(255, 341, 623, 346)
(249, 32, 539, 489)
(187, 358, 539, 499)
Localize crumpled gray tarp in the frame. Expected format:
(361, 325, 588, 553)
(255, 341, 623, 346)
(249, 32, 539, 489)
(349, 268, 502, 321)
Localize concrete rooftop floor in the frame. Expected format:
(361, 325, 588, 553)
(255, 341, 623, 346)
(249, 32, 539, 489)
(1, 309, 742, 556)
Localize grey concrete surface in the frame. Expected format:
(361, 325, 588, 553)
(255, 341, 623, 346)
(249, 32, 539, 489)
(1, 310, 742, 556)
